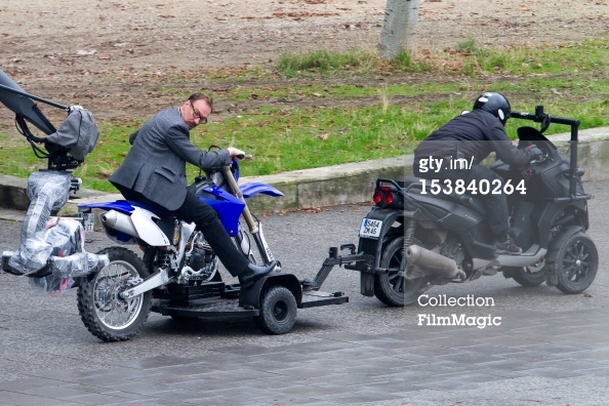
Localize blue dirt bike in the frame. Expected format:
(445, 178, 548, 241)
(76, 161, 349, 341)
(0, 69, 348, 342)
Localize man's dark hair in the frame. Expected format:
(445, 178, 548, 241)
(188, 93, 213, 112)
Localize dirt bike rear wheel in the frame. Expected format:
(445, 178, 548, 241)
(77, 247, 151, 342)
(374, 235, 427, 307)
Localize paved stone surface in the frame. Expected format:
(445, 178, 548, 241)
(2, 126, 609, 405)
(0, 178, 608, 405)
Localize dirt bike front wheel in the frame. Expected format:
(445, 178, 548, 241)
(77, 247, 151, 342)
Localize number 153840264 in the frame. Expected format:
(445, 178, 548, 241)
(420, 178, 526, 196)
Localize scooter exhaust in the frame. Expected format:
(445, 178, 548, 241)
(405, 244, 466, 280)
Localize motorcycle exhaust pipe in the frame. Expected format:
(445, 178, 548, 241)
(405, 244, 466, 280)
(100, 210, 138, 237)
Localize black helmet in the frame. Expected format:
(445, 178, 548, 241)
(473, 91, 511, 126)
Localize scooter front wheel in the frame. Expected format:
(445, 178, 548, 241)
(505, 266, 546, 287)
(554, 232, 598, 294)
(77, 247, 151, 342)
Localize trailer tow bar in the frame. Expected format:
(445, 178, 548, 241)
(302, 244, 372, 292)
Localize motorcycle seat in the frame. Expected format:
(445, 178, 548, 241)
(406, 176, 487, 215)
(128, 200, 174, 217)
(444, 193, 487, 215)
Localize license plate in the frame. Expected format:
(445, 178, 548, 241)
(359, 218, 383, 239)
(78, 212, 96, 233)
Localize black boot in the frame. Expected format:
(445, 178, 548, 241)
(238, 260, 277, 287)
(495, 235, 522, 254)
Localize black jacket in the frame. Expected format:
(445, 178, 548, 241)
(414, 109, 534, 166)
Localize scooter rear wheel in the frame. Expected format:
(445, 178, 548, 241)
(374, 235, 427, 307)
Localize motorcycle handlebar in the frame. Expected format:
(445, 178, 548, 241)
(235, 153, 253, 161)
(512, 105, 581, 198)
(511, 105, 580, 128)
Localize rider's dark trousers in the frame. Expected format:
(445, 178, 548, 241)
(413, 160, 510, 241)
(115, 186, 249, 277)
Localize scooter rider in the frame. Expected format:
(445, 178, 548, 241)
(413, 91, 543, 254)
(109, 93, 277, 286)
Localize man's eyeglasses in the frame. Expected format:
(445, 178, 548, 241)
(190, 101, 208, 124)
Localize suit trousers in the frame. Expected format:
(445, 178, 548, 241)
(114, 185, 250, 277)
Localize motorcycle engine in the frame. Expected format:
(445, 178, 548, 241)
(439, 237, 465, 277)
(178, 233, 218, 284)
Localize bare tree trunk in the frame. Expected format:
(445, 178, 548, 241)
(378, 0, 421, 59)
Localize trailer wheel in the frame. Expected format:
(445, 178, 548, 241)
(254, 286, 297, 334)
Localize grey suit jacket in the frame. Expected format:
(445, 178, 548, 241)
(109, 107, 230, 211)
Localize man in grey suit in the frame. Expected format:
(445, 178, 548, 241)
(109, 93, 276, 287)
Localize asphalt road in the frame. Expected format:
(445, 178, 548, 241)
(0, 181, 608, 405)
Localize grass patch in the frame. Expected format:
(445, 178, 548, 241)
(1, 38, 609, 192)
(277, 49, 379, 77)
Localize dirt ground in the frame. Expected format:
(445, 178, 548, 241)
(1, 0, 608, 130)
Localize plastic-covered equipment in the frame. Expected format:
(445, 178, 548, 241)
(46, 106, 99, 163)
(0, 69, 108, 292)
(2, 171, 109, 287)
(0, 69, 99, 171)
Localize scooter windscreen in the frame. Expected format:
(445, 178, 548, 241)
(516, 126, 557, 151)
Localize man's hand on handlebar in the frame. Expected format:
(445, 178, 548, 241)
(527, 144, 545, 162)
(227, 147, 252, 161)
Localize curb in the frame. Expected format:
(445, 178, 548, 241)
(2, 127, 609, 217)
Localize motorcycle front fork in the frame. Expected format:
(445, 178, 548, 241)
(234, 219, 275, 265)
(221, 166, 276, 265)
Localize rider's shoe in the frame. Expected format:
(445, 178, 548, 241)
(238, 260, 277, 287)
(495, 235, 522, 255)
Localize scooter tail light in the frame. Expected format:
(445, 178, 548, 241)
(384, 193, 394, 205)
(373, 190, 383, 204)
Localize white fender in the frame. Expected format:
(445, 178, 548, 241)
(101, 208, 171, 246)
